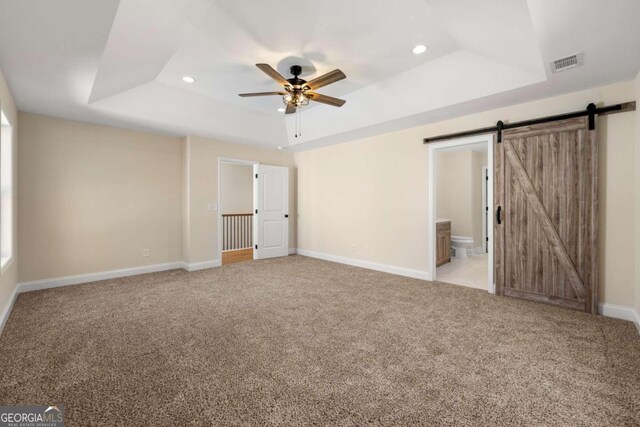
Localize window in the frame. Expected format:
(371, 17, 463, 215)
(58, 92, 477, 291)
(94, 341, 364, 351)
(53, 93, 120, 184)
(1, 110, 13, 270)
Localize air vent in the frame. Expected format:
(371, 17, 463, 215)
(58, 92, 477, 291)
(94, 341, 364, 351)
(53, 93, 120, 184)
(550, 52, 583, 73)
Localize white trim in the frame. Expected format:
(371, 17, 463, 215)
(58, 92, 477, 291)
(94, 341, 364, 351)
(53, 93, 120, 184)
(427, 133, 495, 293)
(17, 262, 184, 293)
(0, 108, 14, 275)
(181, 260, 221, 272)
(0, 283, 18, 336)
(0, 110, 11, 127)
(598, 303, 640, 334)
(481, 165, 489, 253)
(2, 260, 221, 336)
(0, 256, 14, 276)
(296, 249, 429, 280)
(218, 156, 259, 166)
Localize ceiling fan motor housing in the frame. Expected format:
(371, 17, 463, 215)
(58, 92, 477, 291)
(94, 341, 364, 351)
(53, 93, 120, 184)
(290, 65, 302, 77)
(287, 65, 307, 87)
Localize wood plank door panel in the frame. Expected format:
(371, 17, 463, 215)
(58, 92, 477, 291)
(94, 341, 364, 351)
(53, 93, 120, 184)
(495, 117, 598, 313)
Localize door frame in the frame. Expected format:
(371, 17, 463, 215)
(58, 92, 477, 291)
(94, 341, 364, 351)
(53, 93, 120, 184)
(481, 165, 489, 253)
(217, 157, 259, 262)
(427, 133, 495, 293)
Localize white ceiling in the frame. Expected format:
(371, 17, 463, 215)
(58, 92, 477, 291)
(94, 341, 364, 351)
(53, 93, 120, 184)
(0, 0, 639, 150)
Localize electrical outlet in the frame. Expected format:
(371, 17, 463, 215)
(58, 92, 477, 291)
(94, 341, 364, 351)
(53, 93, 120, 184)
(143, 248, 150, 257)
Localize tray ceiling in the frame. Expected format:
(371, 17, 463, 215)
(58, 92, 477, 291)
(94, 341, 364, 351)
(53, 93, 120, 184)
(0, 0, 638, 150)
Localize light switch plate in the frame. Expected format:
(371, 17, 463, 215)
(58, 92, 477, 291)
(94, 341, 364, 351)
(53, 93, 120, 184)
(207, 203, 218, 211)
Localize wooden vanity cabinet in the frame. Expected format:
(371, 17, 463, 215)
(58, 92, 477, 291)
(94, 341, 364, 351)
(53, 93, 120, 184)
(436, 221, 451, 267)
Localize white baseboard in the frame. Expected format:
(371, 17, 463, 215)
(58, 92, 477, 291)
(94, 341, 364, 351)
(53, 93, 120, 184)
(181, 259, 221, 272)
(0, 284, 19, 336)
(5, 255, 638, 336)
(18, 261, 185, 293)
(296, 249, 429, 280)
(599, 303, 640, 334)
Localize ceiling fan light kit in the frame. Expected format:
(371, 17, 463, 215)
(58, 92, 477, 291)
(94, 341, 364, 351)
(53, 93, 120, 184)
(239, 63, 347, 138)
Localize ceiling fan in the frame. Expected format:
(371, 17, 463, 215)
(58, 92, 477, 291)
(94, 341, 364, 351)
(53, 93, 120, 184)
(239, 64, 346, 114)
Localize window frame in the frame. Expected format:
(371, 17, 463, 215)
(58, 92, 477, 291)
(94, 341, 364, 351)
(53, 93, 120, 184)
(0, 109, 13, 274)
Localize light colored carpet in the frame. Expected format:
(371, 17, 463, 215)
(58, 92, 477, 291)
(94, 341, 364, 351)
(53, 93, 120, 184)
(0, 255, 638, 426)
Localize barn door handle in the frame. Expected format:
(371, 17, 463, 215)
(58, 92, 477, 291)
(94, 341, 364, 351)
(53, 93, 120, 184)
(496, 206, 502, 224)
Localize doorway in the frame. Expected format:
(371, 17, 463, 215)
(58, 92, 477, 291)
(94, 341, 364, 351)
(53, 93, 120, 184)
(427, 134, 494, 293)
(217, 158, 290, 265)
(219, 158, 256, 265)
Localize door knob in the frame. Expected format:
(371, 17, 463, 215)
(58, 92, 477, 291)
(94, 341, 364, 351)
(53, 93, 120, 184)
(284, 214, 289, 218)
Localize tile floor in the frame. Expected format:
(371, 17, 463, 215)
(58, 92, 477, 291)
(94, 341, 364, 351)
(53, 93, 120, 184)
(436, 252, 489, 290)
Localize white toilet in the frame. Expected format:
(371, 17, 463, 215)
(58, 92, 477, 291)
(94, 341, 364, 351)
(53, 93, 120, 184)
(451, 236, 474, 259)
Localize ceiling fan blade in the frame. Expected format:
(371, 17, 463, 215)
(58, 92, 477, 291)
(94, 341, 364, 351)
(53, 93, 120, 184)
(305, 69, 346, 90)
(306, 92, 346, 107)
(256, 63, 290, 87)
(238, 91, 285, 97)
(285, 105, 296, 114)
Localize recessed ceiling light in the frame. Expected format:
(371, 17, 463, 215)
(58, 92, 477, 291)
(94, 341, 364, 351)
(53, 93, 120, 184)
(412, 44, 428, 55)
(277, 107, 286, 113)
(182, 76, 196, 83)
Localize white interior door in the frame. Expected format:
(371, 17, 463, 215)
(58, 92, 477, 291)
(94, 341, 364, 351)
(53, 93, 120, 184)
(254, 164, 289, 259)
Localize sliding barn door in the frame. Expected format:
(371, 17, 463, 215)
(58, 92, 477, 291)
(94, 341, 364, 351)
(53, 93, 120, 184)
(494, 117, 598, 313)
(254, 164, 289, 260)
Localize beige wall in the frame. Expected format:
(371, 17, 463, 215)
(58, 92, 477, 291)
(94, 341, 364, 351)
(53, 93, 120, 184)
(18, 113, 183, 282)
(436, 151, 473, 237)
(220, 163, 253, 214)
(295, 80, 637, 307)
(17, 115, 296, 279)
(0, 69, 18, 322)
(183, 135, 295, 264)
